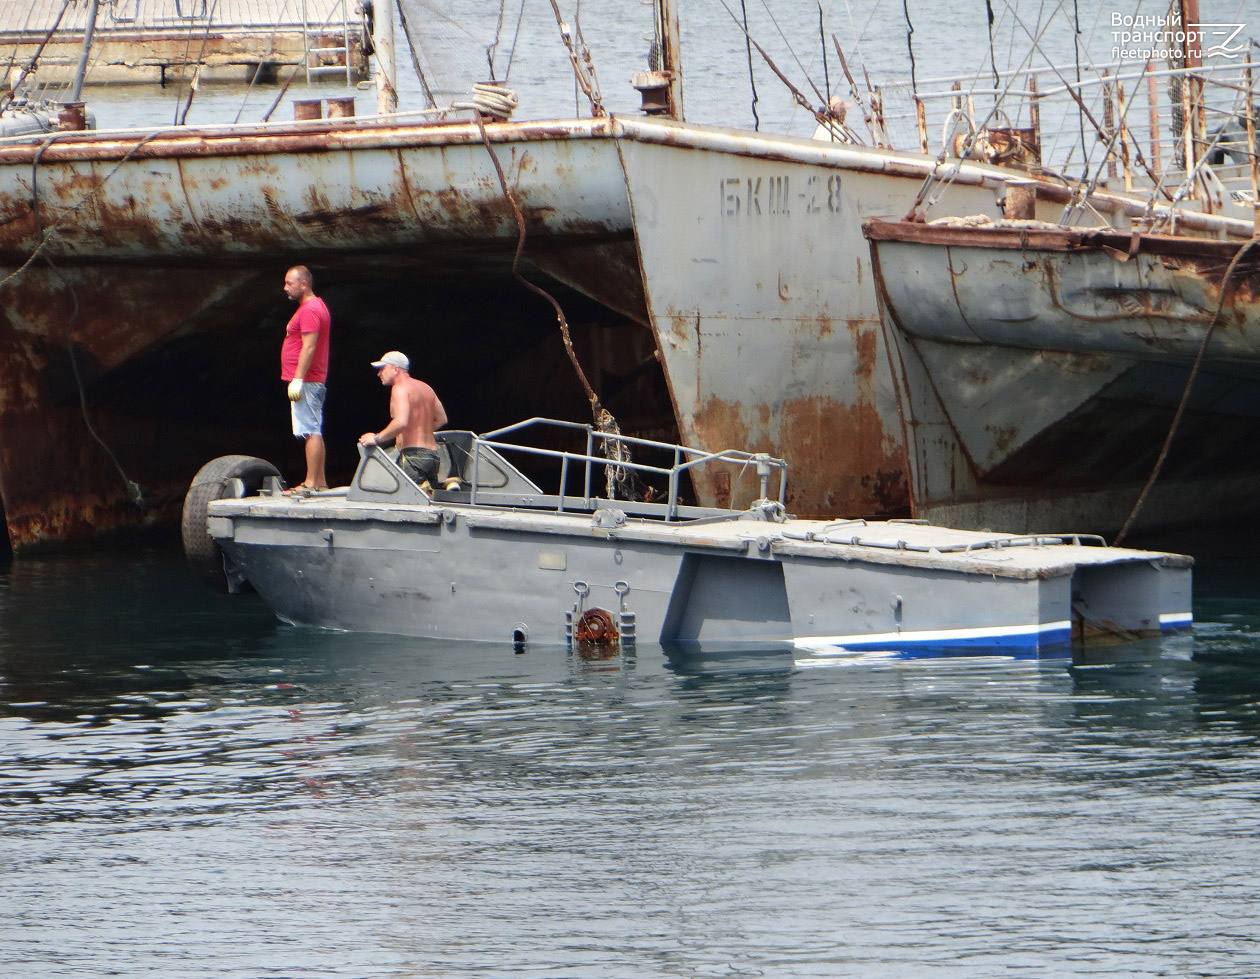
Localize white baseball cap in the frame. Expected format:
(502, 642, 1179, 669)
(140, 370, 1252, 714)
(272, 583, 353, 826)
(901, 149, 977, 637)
(370, 351, 409, 370)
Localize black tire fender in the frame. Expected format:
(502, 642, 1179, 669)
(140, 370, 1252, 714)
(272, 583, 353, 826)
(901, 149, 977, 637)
(181, 455, 281, 593)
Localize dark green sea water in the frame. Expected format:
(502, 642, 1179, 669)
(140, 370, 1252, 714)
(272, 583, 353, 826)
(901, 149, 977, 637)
(5, 0, 1259, 972)
(2, 550, 1260, 977)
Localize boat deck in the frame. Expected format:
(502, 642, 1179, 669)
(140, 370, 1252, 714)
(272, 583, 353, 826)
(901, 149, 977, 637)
(215, 490, 1188, 581)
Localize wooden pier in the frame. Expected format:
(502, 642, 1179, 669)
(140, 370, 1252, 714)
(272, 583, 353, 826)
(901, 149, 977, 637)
(0, 0, 369, 87)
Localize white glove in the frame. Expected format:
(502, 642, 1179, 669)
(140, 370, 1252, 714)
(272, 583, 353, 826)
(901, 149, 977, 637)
(287, 378, 304, 402)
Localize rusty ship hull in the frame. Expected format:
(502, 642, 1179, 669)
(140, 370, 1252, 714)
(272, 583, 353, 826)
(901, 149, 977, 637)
(1, 113, 1257, 554)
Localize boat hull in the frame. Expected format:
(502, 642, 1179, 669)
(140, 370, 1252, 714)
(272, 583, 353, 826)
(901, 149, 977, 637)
(207, 496, 1192, 655)
(865, 220, 1260, 535)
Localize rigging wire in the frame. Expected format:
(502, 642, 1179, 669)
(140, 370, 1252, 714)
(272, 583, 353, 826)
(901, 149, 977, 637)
(486, 0, 509, 78)
(1, 0, 43, 95)
(905, 0, 1070, 216)
(1071, 0, 1085, 163)
(394, 1, 438, 107)
(984, 0, 998, 90)
(233, 0, 291, 124)
(260, 0, 359, 121)
(757, 0, 826, 103)
(716, 0, 831, 128)
(546, 0, 605, 117)
(739, 0, 760, 130)
(818, 2, 831, 106)
(901, 0, 917, 94)
(0, 0, 73, 115)
(503, 0, 528, 81)
(177, 0, 222, 125)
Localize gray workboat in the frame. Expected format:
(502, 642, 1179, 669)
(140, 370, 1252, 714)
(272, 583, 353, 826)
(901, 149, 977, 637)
(182, 418, 1193, 657)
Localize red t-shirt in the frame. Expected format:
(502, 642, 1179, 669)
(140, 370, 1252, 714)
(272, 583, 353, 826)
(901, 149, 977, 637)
(280, 296, 331, 383)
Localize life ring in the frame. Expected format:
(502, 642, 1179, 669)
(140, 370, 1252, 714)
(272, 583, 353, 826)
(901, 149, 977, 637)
(181, 455, 280, 593)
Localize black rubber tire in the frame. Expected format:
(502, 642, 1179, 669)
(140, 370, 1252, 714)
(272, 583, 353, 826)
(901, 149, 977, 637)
(181, 455, 281, 593)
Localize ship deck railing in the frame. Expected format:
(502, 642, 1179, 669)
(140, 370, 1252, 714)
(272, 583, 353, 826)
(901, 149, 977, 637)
(459, 417, 789, 523)
(850, 56, 1258, 214)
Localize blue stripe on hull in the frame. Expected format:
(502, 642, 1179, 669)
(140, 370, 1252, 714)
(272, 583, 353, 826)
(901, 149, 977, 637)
(1159, 612, 1193, 632)
(796, 623, 1073, 659)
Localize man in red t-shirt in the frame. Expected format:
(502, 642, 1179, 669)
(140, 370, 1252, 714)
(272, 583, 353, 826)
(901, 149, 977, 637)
(280, 265, 331, 492)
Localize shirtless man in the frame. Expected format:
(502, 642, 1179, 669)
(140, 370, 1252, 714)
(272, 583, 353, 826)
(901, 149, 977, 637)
(358, 351, 448, 488)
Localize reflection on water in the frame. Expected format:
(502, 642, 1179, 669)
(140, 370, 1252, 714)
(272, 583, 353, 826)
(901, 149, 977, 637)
(3, 551, 1260, 977)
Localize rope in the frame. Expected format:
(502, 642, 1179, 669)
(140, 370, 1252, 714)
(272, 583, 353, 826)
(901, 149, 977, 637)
(468, 110, 644, 498)
(469, 111, 598, 415)
(1112, 236, 1260, 545)
(0, 129, 175, 508)
(462, 82, 518, 118)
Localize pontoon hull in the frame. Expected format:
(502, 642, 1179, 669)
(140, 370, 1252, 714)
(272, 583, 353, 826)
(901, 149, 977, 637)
(202, 433, 1192, 656)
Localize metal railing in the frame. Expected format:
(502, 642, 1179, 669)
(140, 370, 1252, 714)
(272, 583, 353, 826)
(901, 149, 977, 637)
(858, 55, 1258, 214)
(468, 417, 789, 522)
(302, 0, 353, 85)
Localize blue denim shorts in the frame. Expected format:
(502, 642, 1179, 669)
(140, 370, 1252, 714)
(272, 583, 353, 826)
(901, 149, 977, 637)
(290, 381, 326, 438)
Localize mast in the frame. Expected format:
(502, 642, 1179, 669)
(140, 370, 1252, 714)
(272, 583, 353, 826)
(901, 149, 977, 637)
(68, 0, 100, 103)
(375, 0, 399, 114)
(655, 0, 684, 119)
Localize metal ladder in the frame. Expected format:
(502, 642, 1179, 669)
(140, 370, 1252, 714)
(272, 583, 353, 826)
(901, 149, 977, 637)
(302, 0, 353, 85)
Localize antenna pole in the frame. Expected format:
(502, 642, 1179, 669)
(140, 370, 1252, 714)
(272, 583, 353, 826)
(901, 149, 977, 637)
(69, 0, 100, 103)
(655, 0, 684, 119)
(375, 0, 399, 114)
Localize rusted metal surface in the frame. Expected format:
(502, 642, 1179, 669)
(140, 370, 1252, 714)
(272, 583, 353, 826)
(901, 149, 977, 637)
(864, 219, 1260, 360)
(616, 131, 947, 519)
(56, 103, 87, 132)
(865, 215, 1260, 534)
(293, 100, 323, 121)
(574, 607, 619, 645)
(0, 119, 643, 553)
(326, 97, 356, 120)
(0, 120, 627, 265)
(2, 113, 1258, 553)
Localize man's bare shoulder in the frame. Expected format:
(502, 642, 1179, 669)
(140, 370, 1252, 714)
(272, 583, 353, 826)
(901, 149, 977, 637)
(404, 376, 436, 398)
